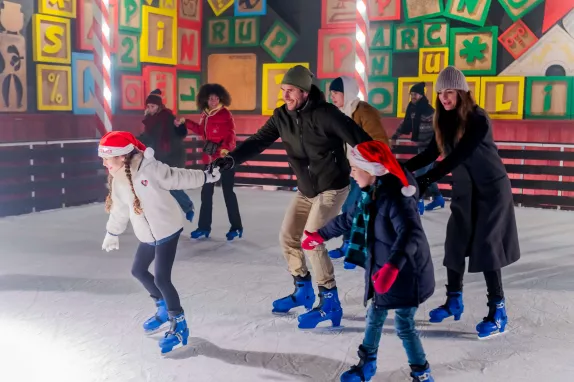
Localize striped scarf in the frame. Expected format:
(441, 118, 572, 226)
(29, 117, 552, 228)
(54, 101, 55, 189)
(344, 184, 376, 269)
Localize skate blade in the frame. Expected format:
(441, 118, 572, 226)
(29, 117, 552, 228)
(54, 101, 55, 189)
(272, 311, 298, 317)
(144, 322, 170, 336)
(160, 341, 189, 357)
(299, 324, 345, 333)
(477, 328, 508, 340)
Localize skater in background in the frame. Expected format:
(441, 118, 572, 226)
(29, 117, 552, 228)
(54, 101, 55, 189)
(175, 83, 243, 241)
(327, 75, 389, 264)
(302, 140, 435, 382)
(406, 66, 520, 339)
(391, 82, 444, 215)
(98, 131, 221, 353)
(138, 89, 196, 224)
(212, 66, 372, 329)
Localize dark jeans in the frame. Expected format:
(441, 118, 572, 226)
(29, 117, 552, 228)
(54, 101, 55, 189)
(170, 190, 194, 214)
(447, 268, 504, 300)
(413, 162, 442, 199)
(198, 169, 242, 231)
(341, 177, 361, 242)
(362, 303, 427, 366)
(131, 234, 182, 314)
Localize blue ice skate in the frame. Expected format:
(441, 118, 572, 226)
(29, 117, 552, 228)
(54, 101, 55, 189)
(343, 261, 356, 270)
(143, 299, 169, 334)
(429, 291, 464, 323)
(340, 345, 377, 382)
(328, 240, 349, 259)
(185, 210, 195, 223)
(272, 276, 315, 314)
(226, 229, 243, 241)
(159, 313, 189, 354)
(410, 363, 435, 381)
(190, 229, 210, 239)
(418, 200, 425, 216)
(298, 286, 343, 329)
(424, 196, 445, 211)
(476, 298, 508, 339)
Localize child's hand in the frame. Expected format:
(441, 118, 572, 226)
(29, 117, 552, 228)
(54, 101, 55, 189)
(372, 263, 399, 294)
(204, 167, 221, 184)
(302, 230, 324, 250)
(174, 118, 185, 127)
(102, 233, 119, 252)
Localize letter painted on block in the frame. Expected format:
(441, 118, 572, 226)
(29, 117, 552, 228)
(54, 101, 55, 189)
(450, 26, 497, 75)
(38, 0, 76, 18)
(397, 77, 436, 117)
(207, 18, 233, 47)
(33, 14, 71, 64)
(121, 75, 144, 110)
(525, 77, 572, 119)
(72, 52, 97, 114)
(119, 0, 142, 32)
(116, 32, 140, 72)
(36, 64, 72, 111)
(143, 65, 177, 111)
(234, 17, 259, 46)
(418, 47, 449, 77)
(177, 72, 201, 113)
(178, 25, 201, 71)
(498, 0, 542, 22)
(261, 20, 297, 63)
(367, 0, 401, 21)
(370, 50, 392, 76)
(422, 20, 449, 47)
(369, 22, 394, 50)
(394, 24, 421, 52)
(208, 0, 234, 17)
(368, 77, 397, 116)
(178, 0, 201, 26)
(322, 0, 355, 28)
(141, 6, 177, 65)
(444, 0, 492, 26)
(77, 0, 118, 52)
(479, 77, 525, 119)
(498, 20, 538, 60)
(318, 28, 355, 78)
(235, 0, 267, 16)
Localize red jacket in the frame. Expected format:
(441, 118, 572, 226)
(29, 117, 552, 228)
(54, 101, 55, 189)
(185, 106, 237, 165)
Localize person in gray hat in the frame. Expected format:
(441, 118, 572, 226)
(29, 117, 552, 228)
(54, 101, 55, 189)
(211, 65, 373, 330)
(404, 66, 520, 339)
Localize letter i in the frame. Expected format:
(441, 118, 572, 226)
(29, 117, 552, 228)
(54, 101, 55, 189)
(157, 21, 165, 51)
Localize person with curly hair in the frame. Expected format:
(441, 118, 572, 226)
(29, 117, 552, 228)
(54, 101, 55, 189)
(175, 83, 243, 241)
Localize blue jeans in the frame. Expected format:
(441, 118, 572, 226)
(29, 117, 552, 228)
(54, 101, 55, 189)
(362, 303, 427, 366)
(341, 177, 362, 241)
(170, 190, 194, 215)
(413, 162, 442, 199)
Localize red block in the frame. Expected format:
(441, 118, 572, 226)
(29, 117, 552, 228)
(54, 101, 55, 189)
(498, 20, 538, 60)
(120, 75, 144, 111)
(317, 28, 355, 78)
(142, 65, 178, 112)
(177, 24, 201, 71)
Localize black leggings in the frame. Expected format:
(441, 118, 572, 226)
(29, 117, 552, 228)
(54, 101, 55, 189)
(198, 169, 242, 231)
(131, 234, 182, 315)
(447, 268, 504, 300)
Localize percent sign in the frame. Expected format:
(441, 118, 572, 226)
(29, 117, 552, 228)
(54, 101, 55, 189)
(48, 73, 63, 104)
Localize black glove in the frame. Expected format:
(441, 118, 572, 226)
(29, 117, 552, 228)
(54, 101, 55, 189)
(415, 176, 431, 198)
(211, 155, 235, 172)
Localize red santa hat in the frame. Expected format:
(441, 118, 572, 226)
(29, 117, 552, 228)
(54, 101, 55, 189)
(350, 140, 416, 197)
(98, 131, 152, 158)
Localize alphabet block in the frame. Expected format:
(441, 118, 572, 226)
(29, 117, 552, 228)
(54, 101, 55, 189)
(159, 0, 176, 11)
(418, 47, 448, 77)
(394, 23, 421, 52)
(207, 17, 234, 47)
(141, 6, 177, 65)
(498, 0, 543, 22)
(367, 0, 401, 21)
(261, 62, 310, 115)
(525, 77, 573, 119)
(116, 31, 141, 72)
(466, 76, 481, 102)
(369, 22, 394, 50)
(397, 77, 436, 117)
(207, 0, 234, 16)
(72, 52, 96, 114)
(36, 64, 72, 111)
(369, 76, 397, 116)
(450, 27, 497, 75)
(77, 0, 119, 52)
(119, 0, 142, 32)
(317, 28, 355, 78)
(207, 53, 257, 111)
(178, 25, 201, 71)
(444, 0, 491, 26)
(120, 75, 145, 110)
(0, 33, 27, 112)
(177, 72, 201, 113)
(498, 19, 538, 60)
(143, 65, 177, 111)
(403, 0, 444, 22)
(370, 50, 392, 76)
(33, 14, 71, 64)
(39, 0, 76, 18)
(322, 0, 355, 28)
(261, 20, 297, 62)
(320, 79, 335, 102)
(422, 19, 449, 47)
(235, 0, 267, 16)
(178, 0, 202, 27)
(234, 17, 260, 47)
(479, 77, 525, 119)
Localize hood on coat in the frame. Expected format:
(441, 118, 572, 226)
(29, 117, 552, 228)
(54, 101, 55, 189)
(339, 75, 361, 118)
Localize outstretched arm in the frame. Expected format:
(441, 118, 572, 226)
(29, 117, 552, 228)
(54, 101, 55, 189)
(151, 160, 207, 190)
(404, 135, 440, 172)
(228, 115, 280, 165)
(322, 106, 373, 146)
(317, 212, 354, 241)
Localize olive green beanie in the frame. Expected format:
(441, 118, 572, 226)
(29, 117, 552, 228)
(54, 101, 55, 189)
(281, 65, 314, 92)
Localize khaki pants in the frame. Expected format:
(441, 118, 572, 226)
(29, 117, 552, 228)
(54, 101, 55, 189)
(279, 187, 349, 289)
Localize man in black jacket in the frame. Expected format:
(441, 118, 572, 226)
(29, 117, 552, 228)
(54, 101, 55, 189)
(213, 65, 372, 329)
(391, 82, 444, 214)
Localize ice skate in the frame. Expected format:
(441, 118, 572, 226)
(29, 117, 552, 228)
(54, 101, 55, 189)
(143, 298, 169, 334)
(340, 345, 377, 382)
(159, 313, 189, 354)
(328, 240, 349, 259)
(477, 297, 508, 339)
(298, 286, 343, 329)
(418, 200, 425, 215)
(190, 229, 210, 239)
(429, 291, 464, 323)
(410, 363, 434, 381)
(226, 229, 243, 241)
(424, 196, 445, 211)
(185, 210, 195, 223)
(272, 275, 315, 315)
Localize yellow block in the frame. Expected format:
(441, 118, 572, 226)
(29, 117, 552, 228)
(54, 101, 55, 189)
(465, 77, 481, 103)
(207, 0, 234, 16)
(32, 14, 71, 64)
(38, 0, 77, 18)
(140, 6, 177, 65)
(262, 63, 310, 116)
(418, 47, 449, 77)
(479, 77, 525, 120)
(36, 64, 72, 111)
(397, 76, 437, 118)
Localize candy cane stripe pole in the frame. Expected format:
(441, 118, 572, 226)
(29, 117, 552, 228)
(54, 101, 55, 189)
(92, 0, 113, 134)
(355, 0, 369, 101)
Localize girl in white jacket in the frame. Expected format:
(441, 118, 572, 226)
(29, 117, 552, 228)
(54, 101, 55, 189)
(98, 131, 220, 354)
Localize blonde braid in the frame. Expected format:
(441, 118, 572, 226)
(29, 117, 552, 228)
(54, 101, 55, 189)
(104, 174, 113, 213)
(124, 152, 143, 215)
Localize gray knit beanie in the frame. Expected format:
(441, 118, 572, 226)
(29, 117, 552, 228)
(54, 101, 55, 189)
(282, 65, 314, 92)
(435, 66, 469, 92)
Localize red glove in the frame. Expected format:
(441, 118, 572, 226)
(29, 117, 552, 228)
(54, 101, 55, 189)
(302, 230, 324, 250)
(371, 263, 399, 294)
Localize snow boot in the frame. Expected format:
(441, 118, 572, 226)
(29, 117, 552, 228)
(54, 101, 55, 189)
(410, 362, 434, 381)
(190, 229, 210, 239)
(340, 345, 377, 382)
(476, 297, 508, 339)
(298, 286, 343, 329)
(226, 229, 243, 241)
(272, 274, 316, 314)
(424, 195, 445, 211)
(418, 200, 425, 216)
(143, 298, 169, 334)
(429, 290, 464, 323)
(328, 240, 349, 259)
(159, 312, 189, 354)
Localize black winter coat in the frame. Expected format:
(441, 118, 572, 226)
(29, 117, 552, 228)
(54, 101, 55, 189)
(229, 85, 373, 198)
(318, 171, 435, 309)
(138, 108, 188, 168)
(406, 106, 520, 273)
(391, 96, 435, 146)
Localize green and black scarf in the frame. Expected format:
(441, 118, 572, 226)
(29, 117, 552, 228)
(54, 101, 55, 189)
(344, 182, 378, 268)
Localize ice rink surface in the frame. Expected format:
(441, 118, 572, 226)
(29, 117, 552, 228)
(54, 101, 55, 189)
(1, 188, 574, 382)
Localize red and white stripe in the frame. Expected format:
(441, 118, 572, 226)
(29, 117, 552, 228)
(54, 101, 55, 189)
(92, 0, 113, 134)
(355, 0, 369, 101)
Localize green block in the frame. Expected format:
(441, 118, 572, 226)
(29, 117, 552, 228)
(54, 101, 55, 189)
(525, 76, 574, 120)
(368, 76, 397, 117)
(369, 49, 393, 77)
(320, 79, 335, 103)
(233, 17, 260, 47)
(402, 0, 444, 22)
(116, 31, 141, 72)
(260, 20, 298, 63)
(119, 0, 142, 33)
(444, 0, 492, 27)
(177, 71, 202, 114)
(393, 23, 422, 52)
(497, 0, 544, 22)
(370, 22, 395, 50)
(449, 26, 498, 75)
(422, 19, 450, 47)
(207, 17, 235, 48)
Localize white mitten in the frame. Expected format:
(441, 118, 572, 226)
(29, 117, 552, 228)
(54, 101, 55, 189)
(102, 233, 119, 252)
(205, 167, 221, 184)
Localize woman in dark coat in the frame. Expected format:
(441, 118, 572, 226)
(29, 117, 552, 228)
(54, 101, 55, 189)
(405, 66, 520, 339)
(302, 141, 435, 382)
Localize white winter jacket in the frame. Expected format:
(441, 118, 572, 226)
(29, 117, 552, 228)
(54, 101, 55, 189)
(106, 148, 205, 244)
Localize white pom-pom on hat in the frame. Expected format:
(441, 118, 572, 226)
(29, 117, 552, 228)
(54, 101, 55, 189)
(144, 147, 155, 159)
(401, 185, 416, 197)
